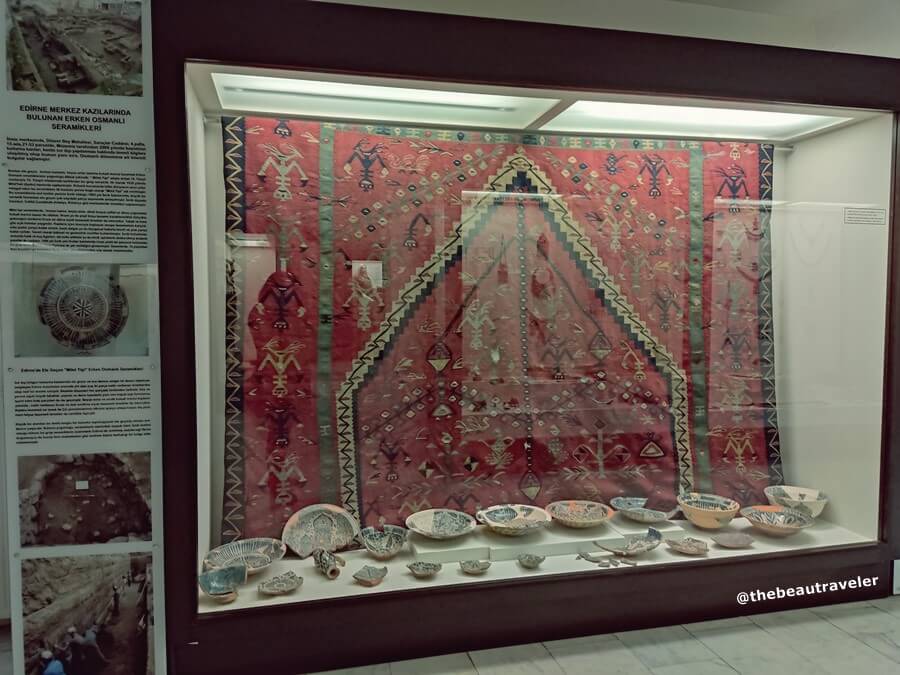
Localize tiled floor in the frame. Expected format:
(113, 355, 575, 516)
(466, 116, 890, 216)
(2, 597, 900, 673)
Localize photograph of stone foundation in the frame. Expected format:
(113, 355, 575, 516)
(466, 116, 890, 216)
(22, 552, 153, 674)
(6, 0, 142, 96)
(19, 452, 151, 546)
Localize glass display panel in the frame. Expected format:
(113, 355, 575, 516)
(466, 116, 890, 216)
(186, 65, 890, 610)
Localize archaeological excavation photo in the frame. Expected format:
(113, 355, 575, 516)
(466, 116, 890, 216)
(6, 0, 142, 96)
(21, 552, 154, 674)
(18, 452, 152, 547)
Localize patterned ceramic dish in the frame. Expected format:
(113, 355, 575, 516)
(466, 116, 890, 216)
(405, 509, 476, 540)
(610, 497, 675, 524)
(407, 562, 442, 578)
(198, 563, 247, 600)
(677, 492, 740, 529)
(475, 504, 551, 536)
(202, 538, 287, 575)
(711, 532, 754, 549)
(665, 536, 709, 556)
(281, 503, 360, 558)
(517, 554, 545, 569)
(459, 560, 492, 575)
(596, 527, 663, 557)
(741, 505, 814, 537)
(360, 525, 408, 560)
(764, 486, 828, 518)
(546, 500, 613, 528)
(353, 565, 388, 587)
(257, 571, 303, 596)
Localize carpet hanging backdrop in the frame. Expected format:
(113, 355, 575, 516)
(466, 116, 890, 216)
(219, 115, 781, 542)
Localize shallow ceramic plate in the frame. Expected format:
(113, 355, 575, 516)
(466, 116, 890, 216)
(711, 532, 754, 549)
(610, 496, 675, 523)
(764, 485, 828, 518)
(665, 536, 708, 556)
(360, 525, 408, 560)
(405, 509, 476, 540)
(596, 527, 663, 557)
(476, 504, 551, 536)
(353, 565, 388, 587)
(281, 504, 360, 558)
(741, 505, 814, 537)
(203, 538, 287, 575)
(546, 500, 613, 528)
(258, 571, 303, 596)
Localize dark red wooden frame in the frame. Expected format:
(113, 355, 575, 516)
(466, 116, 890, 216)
(151, 2, 900, 672)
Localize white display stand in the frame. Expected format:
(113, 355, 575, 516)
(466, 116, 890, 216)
(410, 517, 686, 564)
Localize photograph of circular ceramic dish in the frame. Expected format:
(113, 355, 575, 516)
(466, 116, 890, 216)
(763, 485, 828, 518)
(405, 508, 476, 540)
(281, 503, 360, 558)
(476, 504, 551, 536)
(741, 505, 814, 537)
(546, 500, 613, 528)
(677, 492, 740, 530)
(203, 538, 287, 575)
(610, 497, 675, 524)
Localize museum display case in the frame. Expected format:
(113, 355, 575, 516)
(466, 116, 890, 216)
(151, 2, 900, 673)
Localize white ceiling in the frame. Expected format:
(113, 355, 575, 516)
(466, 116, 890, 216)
(315, 0, 900, 59)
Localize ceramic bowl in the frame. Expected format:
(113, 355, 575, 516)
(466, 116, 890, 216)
(198, 563, 247, 598)
(203, 538, 287, 575)
(407, 562, 442, 578)
(546, 500, 613, 529)
(677, 492, 740, 529)
(281, 504, 360, 558)
(764, 485, 828, 518)
(741, 505, 814, 537)
(459, 560, 492, 575)
(711, 532, 754, 549)
(405, 509, 476, 540)
(665, 536, 709, 556)
(596, 527, 663, 557)
(476, 504, 551, 536)
(517, 554, 545, 569)
(353, 565, 388, 587)
(360, 525, 408, 560)
(610, 496, 675, 524)
(257, 571, 303, 596)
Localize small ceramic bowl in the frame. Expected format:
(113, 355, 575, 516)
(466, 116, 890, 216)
(517, 553, 545, 569)
(711, 532, 754, 549)
(677, 492, 740, 529)
(198, 563, 247, 599)
(258, 571, 303, 596)
(353, 565, 388, 587)
(360, 525, 408, 560)
(203, 538, 287, 575)
(610, 497, 673, 524)
(407, 561, 442, 578)
(764, 486, 828, 518)
(476, 504, 551, 536)
(546, 500, 613, 528)
(741, 505, 814, 537)
(459, 560, 492, 575)
(665, 536, 709, 556)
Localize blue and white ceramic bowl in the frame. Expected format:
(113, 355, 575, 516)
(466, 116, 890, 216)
(198, 563, 247, 598)
(476, 504, 551, 536)
(407, 561, 442, 578)
(677, 492, 740, 529)
(405, 509, 476, 540)
(360, 525, 408, 560)
(203, 538, 287, 575)
(764, 486, 828, 518)
(741, 505, 814, 537)
(610, 497, 673, 524)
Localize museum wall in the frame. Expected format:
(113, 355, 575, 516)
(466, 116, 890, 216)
(771, 114, 891, 539)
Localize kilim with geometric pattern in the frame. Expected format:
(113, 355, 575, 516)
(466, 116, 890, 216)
(219, 115, 781, 542)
